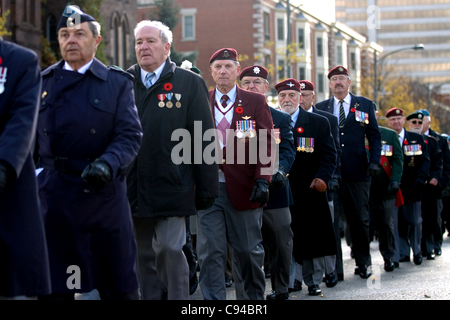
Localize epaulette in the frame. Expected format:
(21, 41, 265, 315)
(108, 65, 134, 80)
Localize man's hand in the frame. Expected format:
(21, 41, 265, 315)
(327, 177, 340, 193)
(196, 197, 216, 210)
(367, 162, 380, 177)
(270, 167, 287, 189)
(81, 159, 112, 189)
(310, 178, 327, 192)
(429, 178, 438, 186)
(250, 179, 270, 207)
(387, 180, 400, 195)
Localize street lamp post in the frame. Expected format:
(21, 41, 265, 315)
(373, 44, 424, 106)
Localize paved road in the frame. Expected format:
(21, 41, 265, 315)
(190, 233, 450, 300)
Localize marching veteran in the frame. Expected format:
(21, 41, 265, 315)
(196, 48, 275, 300)
(36, 6, 142, 300)
(278, 78, 337, 296)
(126, 20, 218, 300)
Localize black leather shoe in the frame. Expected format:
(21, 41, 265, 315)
(337, 273, 344, 281)
(435, 249, 442, 256)
(225, 276, 234, 287)
(399, 255, 410, 262)
(358, 265, 372, 279)
(394, 262, 400, 268)
(266, 291, 289, 300)
(413, 254, 423, 265)
(308, 285, 322, 296)
(384, 259, 395, 272)
(324, 273, 338, 288)
(288, 279, 302, 293)
(427, 253, 436, 260)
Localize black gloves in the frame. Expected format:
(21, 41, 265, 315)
(0, 162, 8, 195)
(387, 181, 400, 195)
(367, 162, 380, 177)
(196, 197, 216, 210)
(328, 177, 340, 193)
(250, 178, 270, 207)
(81, 159, 112, 189)
(270, 166, 287, 189)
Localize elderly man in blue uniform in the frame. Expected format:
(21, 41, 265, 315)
(386, 108, 430, 265)
(299, 79, 342, 287)
(126, 21, 218, 300)
(239, 65, 296, 300)
(0, 39, 51, 300)
(196, 48, 275, 300)
(278, 78, 337, 296)
(36, 6, 142, 300)
(316, 66, 381, 279)
(406, 111, 443, 261)
(419, 109, 450, 257)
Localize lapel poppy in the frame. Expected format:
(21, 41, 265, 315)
(297, 127, 303, 133)
(164, 83, 173, 91)
(350, 108, 356, 113)
(404, 139, 408, 145)
(236, 107, 243, 114)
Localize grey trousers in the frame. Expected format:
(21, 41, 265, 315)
(399, 202, 423, 257)
(324, 199, 339, 275)
(302, 257, 326, 286)
(197, 183, 265, 300)
(262, 207, 293, 294)
(133, 216, 189, 300)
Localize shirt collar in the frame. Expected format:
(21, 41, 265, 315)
(399, 128, 405, 140)
(215, 85, 237, 104)
(290, 107, 300, 127)
(141, 61, 166, 86)
(333, 93, 351, 106)
(63, 59, 94, 74)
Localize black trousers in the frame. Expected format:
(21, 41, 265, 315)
(338, 179, 372, 267)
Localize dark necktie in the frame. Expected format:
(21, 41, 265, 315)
(339, 100, 346, 127)
(217, 95, 230, 145)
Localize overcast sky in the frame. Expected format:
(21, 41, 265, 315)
(291, 0, 336, 22)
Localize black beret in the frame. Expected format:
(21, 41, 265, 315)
(57, 6, 97, 31)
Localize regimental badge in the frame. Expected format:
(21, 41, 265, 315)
(175, 93, 182, 108)
(223, 50, 230, 58)
(404, 144, 422, 156)
(242, 116, 251, 120)
(274, 128, 281, 144)
(166, 93, 173, 108)
(158, 94, 166, 108)
(0, 66, 7, 95)
(253, 67, 260, 74)
(236, 120, 256, 139)
(297, 137, 314, 153)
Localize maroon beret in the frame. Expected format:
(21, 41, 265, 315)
(327, 65, 349, 79)
(239, 65, 268, 80)
(275, 78, 301, 93)
(299, 80, 314, 91)
(209, 48, 238, 64)
(385, 108, 404, 118)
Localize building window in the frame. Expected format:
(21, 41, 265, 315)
(317, 38, 323, 57)
(46, 15, 57, 43)
(299, 67, 305, 80)
(181, 8, 197, 41)
(350, 52, 356, 70)
(278, 59, 285, 80)
(318, 73, 324, 93)
(336, 45, 343, 65)
(298, 28, 304, 49)
(277, 18, 284, 41)
(264, 12, 270, 41)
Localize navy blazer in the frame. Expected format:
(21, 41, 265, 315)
(265, 108, 296, 209)
(316, 93, 381, 182)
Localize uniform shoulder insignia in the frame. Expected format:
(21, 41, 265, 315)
(107, 65, 134, 80)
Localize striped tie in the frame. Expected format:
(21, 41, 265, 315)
(339, 100, 346, 127)
(145, 72, 155, 88)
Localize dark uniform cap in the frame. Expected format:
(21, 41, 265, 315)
(209, 48, 238, 64)
(406, 111, 424, 121)
(239, 65, 268, 80)
(275, 78, 301, 93)
(299, 80, 314, 91)
(385, 108, 404, 118)
(327, 65, 349, 79)
(57, 5, 97, 31)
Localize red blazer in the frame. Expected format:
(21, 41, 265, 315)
(209, 85, 275, 210)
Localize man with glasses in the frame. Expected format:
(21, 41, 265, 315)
(386, 108, 430, 265)
(407, 111, 443, 260)
(299, 80, 342, 286)
(316, 66, 381, 279)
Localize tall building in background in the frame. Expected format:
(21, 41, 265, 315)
(336, 0, 450, 94)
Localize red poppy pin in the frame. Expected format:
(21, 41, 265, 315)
(404, 139, 408, 145)
(164, 83, 173, 91)
(0, 57, 2, 65)
(350, 108, 356, 113)
(425, 140, 429, 144)
(236, 107, 243, 114)
(297, 127, 303, 133)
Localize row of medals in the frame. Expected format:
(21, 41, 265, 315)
(158, 93, 181, 108)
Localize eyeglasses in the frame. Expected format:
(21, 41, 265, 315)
(241, 80, 265, 86)
(411, 120, 423, 125)
(330, 76, 349, 82)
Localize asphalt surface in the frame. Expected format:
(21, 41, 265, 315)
(190, 233, 450, 300)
